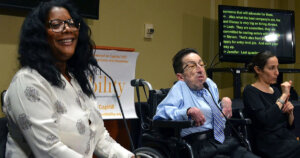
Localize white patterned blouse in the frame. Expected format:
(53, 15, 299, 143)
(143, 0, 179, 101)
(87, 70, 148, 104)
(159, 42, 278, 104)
(3, 67, 134, 158)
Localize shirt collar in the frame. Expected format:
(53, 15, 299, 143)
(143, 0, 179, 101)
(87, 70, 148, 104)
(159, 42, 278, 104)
(192, 89, 206, 97)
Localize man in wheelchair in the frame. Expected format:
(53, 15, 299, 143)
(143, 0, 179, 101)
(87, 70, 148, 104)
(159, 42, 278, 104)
(153, 48, 259, 158)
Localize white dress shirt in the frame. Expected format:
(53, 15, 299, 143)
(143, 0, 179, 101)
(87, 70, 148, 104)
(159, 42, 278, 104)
(3, 67, 133, 158)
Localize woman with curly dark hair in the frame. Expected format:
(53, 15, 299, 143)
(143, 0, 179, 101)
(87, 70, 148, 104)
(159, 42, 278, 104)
(2, 0, 134, 157)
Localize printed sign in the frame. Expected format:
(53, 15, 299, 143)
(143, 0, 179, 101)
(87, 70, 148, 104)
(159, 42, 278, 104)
(93, 49, 139, 119)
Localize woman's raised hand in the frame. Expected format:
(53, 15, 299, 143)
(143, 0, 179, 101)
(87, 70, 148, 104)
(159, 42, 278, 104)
(281, 80, 292, 97)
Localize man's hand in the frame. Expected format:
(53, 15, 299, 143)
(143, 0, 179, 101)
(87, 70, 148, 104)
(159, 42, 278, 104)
(221, 97, 232, 118)
(187, 107, 206, 126)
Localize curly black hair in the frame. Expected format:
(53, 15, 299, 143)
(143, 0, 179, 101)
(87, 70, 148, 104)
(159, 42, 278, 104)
(18, 0, 99, 97)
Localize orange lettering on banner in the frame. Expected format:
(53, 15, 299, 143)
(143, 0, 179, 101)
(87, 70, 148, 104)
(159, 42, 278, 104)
(98, 104, 115, 110)
(96, 58, 128, 63)
(103, 76, 106, 93)
(92, 75, 125, 98)
(119, 82, 124, 95)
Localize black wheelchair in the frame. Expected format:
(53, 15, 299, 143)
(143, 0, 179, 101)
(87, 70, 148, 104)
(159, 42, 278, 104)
(131, 79, 252, 158)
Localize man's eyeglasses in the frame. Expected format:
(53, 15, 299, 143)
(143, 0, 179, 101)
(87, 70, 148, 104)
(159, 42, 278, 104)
(48, 19, 80, 33)
(183, 61, 206, 72)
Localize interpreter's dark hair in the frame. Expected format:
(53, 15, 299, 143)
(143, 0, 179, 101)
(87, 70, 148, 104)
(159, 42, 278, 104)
(18, 0, 98, 97)
(172, 48, 199, 74)
(247, 51, 276, 78)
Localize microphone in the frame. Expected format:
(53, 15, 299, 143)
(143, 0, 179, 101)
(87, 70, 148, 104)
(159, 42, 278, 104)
(203, 82, 223, 113)
(203, 82, 209, 90)
(203, 82, 250, 150)
(96, 66, 136, 155)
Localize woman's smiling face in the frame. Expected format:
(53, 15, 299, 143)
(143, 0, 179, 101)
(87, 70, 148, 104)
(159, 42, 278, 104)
(47, 7, 79, 63)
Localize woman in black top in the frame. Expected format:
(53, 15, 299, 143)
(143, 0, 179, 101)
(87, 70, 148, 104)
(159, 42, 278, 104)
(243, 51, 300, 158)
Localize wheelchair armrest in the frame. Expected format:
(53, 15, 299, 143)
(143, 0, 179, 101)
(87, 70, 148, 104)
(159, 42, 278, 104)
(228, 118, 252, 125)
(152, 120, 194, 129)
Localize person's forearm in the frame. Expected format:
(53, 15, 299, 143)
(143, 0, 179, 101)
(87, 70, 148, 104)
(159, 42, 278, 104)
(276, 94, 289, 109)
(288, 112, 294, 126)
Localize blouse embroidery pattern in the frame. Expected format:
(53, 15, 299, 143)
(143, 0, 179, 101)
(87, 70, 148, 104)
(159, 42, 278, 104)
(55, 100, 67, 114)
(46, 134, 59, 146)
(18, 113, 32, 130)
(24, 86, 40, 102)
(76, 119, 86, 135)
